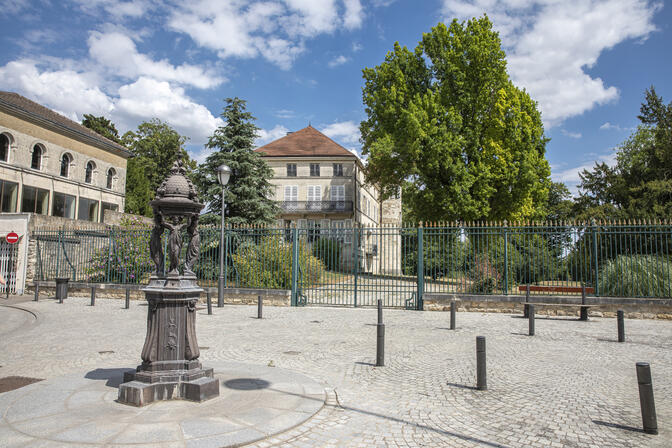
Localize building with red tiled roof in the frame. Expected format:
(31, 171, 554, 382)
(255, 126, 402, 274)
(0, 91, 131, 222)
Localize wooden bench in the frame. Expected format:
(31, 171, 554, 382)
(519, 284, 596, 321)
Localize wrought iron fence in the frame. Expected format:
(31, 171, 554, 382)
(32, 220, 672, 305)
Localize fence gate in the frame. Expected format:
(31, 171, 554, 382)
(296, 225, 420, 308)
(0, 241, 18, 295)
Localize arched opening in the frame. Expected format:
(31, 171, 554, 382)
(31, 144, 44, 170)
(106, 168, 116, 189)
(85, 161, 96, 184)
(60, 153, 72, 177)
(0, 133, 11, 162)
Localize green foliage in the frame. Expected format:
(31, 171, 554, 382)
(599, 255, 672, 298)
(81, 114, 121, 143)
(313, 238, 342, 271)
(85, 226, 153, 284)
(232, 236, 324, 288)
(194, 98, 278, 226)
(468, 255, 502, 294)
(124, 157, 153, 216)
(576, 87, 672, 220)
(360, 16, 551, 222)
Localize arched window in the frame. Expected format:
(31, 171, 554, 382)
(0, 133, 11, 162)
(60, 153, 72, 177)
(106, 168, 116, 189)
(85, 161, 95, 184)
(31, 144, 44, 170)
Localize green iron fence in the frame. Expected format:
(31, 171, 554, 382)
(33, 220, 672, 306)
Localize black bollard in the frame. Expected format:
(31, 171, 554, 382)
(125, 288, 130, 309)
(206, 291, 212, 315)
(376, 323, 385, 367)
(617, 310, 625, 342)
(90, 286, 96, 306)
(523, 284, 530, 317)
(257, 295, 263, 319)
(450, 301, 456, 330)
(34, 283, 39, 302)
(528, 304, 535, 336)
(377, 299, 383, 325)
(636, 362, 658, 435)
(476, 336, 487, 390)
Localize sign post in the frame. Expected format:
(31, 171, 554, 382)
(5, 232, 19, 244)
(4, 232, 19, 298)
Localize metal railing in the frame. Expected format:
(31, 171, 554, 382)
(32, 220, 672, 305)
(278, 200, 353, 212)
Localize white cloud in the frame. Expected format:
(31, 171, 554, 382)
(0, 59, 114, 117)
(115, 77, 224, 144)
(561, 129, 582, 139)
(552, 150, 617, 193)
(167, 0, 366, 69)
(0, 0, 31, 14)
(255, 125, 290, 146)
(88, 31, 225, 89)
(600, 121, 633, 132)
(321, 120, 361, 155)
(352, 42, 363, 52)
(72, 0, 150, 19)
(328, 55, 349, 68)
(274, 109, 295, 119)
(442, 0, 660, 127)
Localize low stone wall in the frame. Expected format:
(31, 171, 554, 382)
(29, 282, 291, 306)
(424, 293, 672, 320)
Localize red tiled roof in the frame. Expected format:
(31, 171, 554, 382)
(0, 91, 131, 157)
(255, 126, 356, 158)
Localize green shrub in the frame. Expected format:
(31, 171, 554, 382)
(599, 255, 672, 297)
(468, 255, 502, 294)
(313, 238, 342, 271)
(85, 229, 154, 284)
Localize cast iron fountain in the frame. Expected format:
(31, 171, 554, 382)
(118, 158, 220, 406)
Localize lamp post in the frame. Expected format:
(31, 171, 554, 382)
(217, 164, 231, 307)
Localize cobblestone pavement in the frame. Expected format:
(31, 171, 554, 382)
(1, 297, 671, 447)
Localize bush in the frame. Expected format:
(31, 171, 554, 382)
(85, 229, 154, 284)
(599, 255, 672, 297)
(468, 255, 502, 294)
(232, 236, 325, 289)
(313, 238, 342, 271)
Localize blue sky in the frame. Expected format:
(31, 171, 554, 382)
(1, 0, 670, 193)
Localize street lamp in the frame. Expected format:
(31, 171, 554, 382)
(217, 164, 231, 307)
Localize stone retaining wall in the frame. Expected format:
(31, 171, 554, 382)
(30, 283, 291, 306)
(424, 293, 672, 320)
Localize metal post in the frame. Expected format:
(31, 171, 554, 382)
(34, 282, 39, 302)
(206, 291, 212, 315)
(528, 304, 535, 336)
(476, 336, 487, 390)
(636, 362, 658, 435)
(125, 288, 130, 309)
(591, 220, 599, 296)
(417, 222, 424, 311)
(376, 323, 385, 367)
(290, 227, 299, 306)
(218, 189, 227, 308)
(353, 225, 359, 308)
(450, 300, 456, 330)
(617, 310, 625, 342)
(257, 295, 263, 319)
(524, 284, 530, 318)
(377, 299, 383, 325)
(503, 223, 509, 295)
(90, 286, 96, 306)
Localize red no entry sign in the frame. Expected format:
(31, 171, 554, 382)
(5, 232, 19, 244)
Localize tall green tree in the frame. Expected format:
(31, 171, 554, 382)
(576, 87, 672, 220)
(81, 114, 121, 143)
(121, 119, 194, 195)
(360, 16, 551, 222)
(194, 98, 278, 225)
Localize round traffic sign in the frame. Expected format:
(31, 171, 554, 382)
(6, 232, 19, 244)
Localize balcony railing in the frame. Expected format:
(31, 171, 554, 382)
(278, 200, 354, 213)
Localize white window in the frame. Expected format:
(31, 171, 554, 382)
(284, 185, 298, 210)
(344, 219, 352, 243)
(331, 185, 345, 209)
(307, 185, 321, 210)
(332, 220, 345, 241)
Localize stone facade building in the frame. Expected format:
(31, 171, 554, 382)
(0, 91, 131, 221)
(255, 126, 402, 274)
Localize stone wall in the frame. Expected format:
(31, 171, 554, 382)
(424, 293, 672, 320)
(103, 209, 152, 226)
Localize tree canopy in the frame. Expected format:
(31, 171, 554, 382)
(193, 98, 278, 226)
(575, 87, 672, 220)
(360, 16, 551, 222)
(81, 114, 121, 143)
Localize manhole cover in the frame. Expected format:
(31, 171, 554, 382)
(283, 351, 301, 355)
(0, 376, 43, 393)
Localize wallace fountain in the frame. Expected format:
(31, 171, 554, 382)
(118, 159, 220, 406)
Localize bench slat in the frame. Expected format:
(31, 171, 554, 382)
(518, 285, 595, 294)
